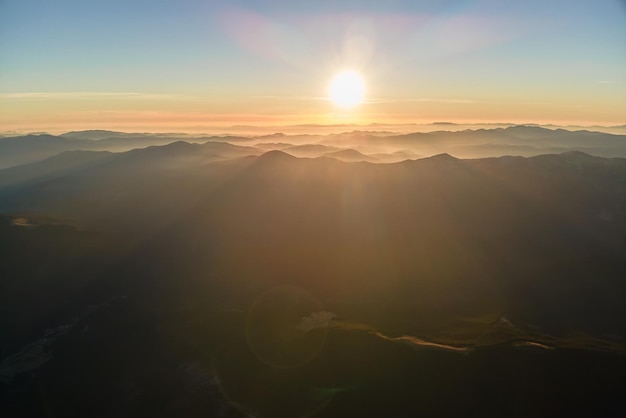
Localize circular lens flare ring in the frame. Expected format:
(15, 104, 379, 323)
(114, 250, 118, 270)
(328, 71, 365, 108)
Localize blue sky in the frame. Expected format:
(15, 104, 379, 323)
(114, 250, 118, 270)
(1, 0, 624, 131)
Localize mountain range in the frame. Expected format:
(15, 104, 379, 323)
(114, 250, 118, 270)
(1, 126, 625, 169)
(1, 129, 625, 417)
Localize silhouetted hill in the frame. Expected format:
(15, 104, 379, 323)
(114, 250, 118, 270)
(0, 134, 86, 169)
(370, 149, 423, 162)
(2, 127, 625, 170)
(0, 133, 258, 169)
(61, 130, 126, 140)
(1, 147, 625, 418)
(257, 149, 297, 161)
(115, 140, 261, 164)
(418, 152, 459, 163)
(283, 144, 342, 158)
(323, 149, 379, 162)
(0, 151, 113, 189)
(250, 150, 299, 170)
(379, 127, 626, 158)
(3, 149, 623, 328)
(253, 142, 295, 150)
(0, 140, 262, 187)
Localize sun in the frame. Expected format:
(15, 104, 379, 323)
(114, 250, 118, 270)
(328, 71, 365, 109)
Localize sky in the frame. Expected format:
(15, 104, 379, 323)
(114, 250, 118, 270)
(1, 0, 625, 132)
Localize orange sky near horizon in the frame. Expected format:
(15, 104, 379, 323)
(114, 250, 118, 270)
(2, 88, 624, 134)
(1, 1, 624, 134)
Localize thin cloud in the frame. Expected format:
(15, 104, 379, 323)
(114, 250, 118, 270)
(0, 92, 194, 100)
(252, 95, 329, 101)
(1, 92, 481, 106)
(366, 97, 480, 104)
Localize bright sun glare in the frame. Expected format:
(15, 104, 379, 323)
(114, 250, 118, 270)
(328, 71, 365, 109)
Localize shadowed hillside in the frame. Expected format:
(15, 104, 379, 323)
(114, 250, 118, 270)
(1, 144, 625, 417)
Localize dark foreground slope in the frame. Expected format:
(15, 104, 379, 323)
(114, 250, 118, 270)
(1, 149, 625, 417)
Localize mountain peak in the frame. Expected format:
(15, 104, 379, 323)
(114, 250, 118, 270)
(323, 148, 378, 162)
(427, 153, 459, 161)
(559, 150, 593, 159)
(257, 150, 297, 162)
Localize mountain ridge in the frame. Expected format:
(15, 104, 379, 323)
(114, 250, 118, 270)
(2, 126, 625, 169)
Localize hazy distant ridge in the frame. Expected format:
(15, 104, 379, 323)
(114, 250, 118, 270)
(1, 126, 625, 169)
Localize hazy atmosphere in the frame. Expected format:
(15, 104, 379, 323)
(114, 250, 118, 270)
(1, 0, 625, 132)
(1, 1, 625, 418)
